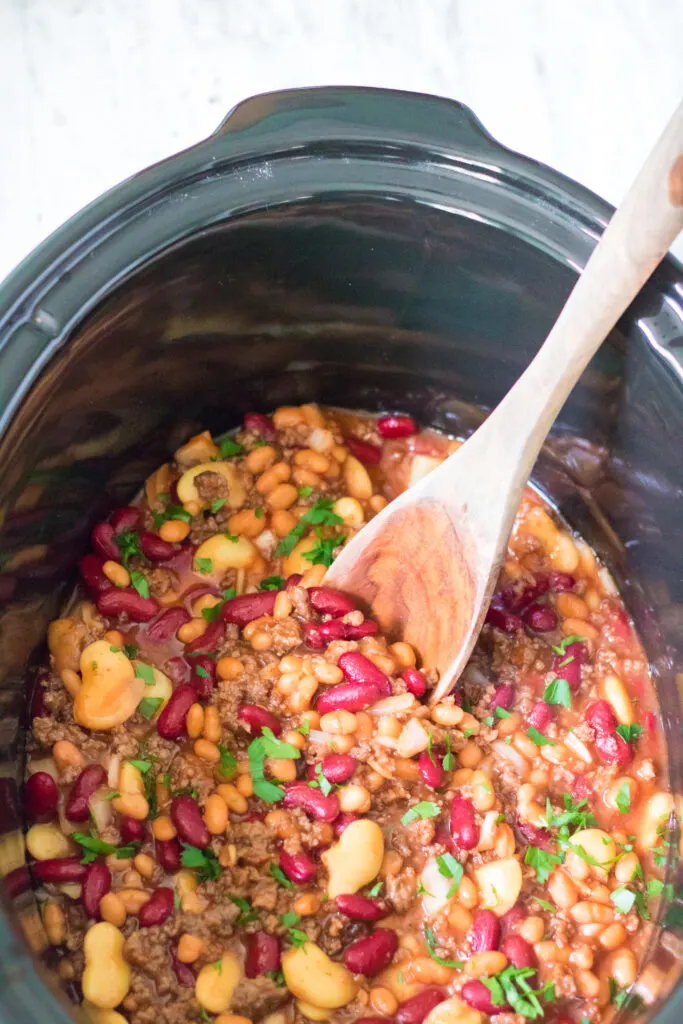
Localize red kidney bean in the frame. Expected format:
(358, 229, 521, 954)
(552, 654, 581, 690)
(344, 928, 398, 976)
(486, 602, 523, 632)
(244, 412, 276, 440)
(320, 754, 357, 784)
(238, 704, 282, 736)
(335, 894, 389, 921)
(500, 904, 526, 936)
(3, 865, 31, 899)
(468, 909, 501, 952)
(334, 812, 359, 836)
(523, 602, 558, 632)
(147, 607, 192, 643)
(279, 850, 317, 885)
(461, 980, 498, 1014)
(345, 620, 379, 640)
(245, 931, 281, 978)
(32, 858, 86, 883)
(164, 656, 191, 686)
(418, 751, 444, 789)
(96, 587, 159, 622)
(91, 522, 120, 562)
(222, 591, 277, 627)
(82, 862, 111, 919)
(65, 765, 107, 822)
(345, 436, 382, 464)
(184, 617, 225, 654)
(527, 701, 553, 731)
(309, 587, 356, 617)
(516, 818, 554, 852)
(491, 684, 515, 712)
(139, 531, 175, 562)
(79, 554, 113, 595)
(155, 838, 183, 873)
(433, 823, 458, 856)
(190, 654, 217, 700)
(286, 573, 303, 587)
(109, 506, 141, 534)
(120, 816, 146, 844)
(377, 414, 417, 439)
(395, 988, 445, 1024)
(402, 668, 427, 698)
(500, 574, 550, 611)
(156, 684, 196, 740)
(548, 571, 576, 592)
(645, 711, 657, 734)
(138, 887, 174, 927)
(283, 782, 340, 823)
(172, 946, 195, 987)
(338, 652, 392, 695)
(304, 620, 347, 649)
(317, 681, 382, 714)
(25, 772, 58, 823)
(355, 1019, 389, 1024)
(595, 732, 632, 766)
(501, 934, 537, 969)
(585, 700, 618, 735)
(171, 795, 210, 849)
(450, 796, 479, 850)
(570, 774, 593, 803)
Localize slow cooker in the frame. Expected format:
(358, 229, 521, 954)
(0, 86, 681, 1023)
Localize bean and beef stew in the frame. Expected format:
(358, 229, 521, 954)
(25, 404, 680, 1024)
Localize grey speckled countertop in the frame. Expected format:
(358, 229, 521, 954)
(1, 0, 682, 281)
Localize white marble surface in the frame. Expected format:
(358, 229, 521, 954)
(1, 0, 682, 283)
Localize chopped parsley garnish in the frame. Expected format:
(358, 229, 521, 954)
(276, 499, 344, 556)
(436, 853, 463, 897)
(266, 970, 285, 986)
(462, 728, 476, 739)
(280, 911, 307, 947)
(130, 571, 149, 599)
(224, 533, 239, 543)
(254, 506, 264, 519)
(482, 716, 494, 727)
(218, 745, 237, 778)
(180, 844, 222, 882)
(138, 697, 163, 720)
(442, 732, 455, 770)
(616, 723, 644, 744)
(610, 886, 637, 915)
(260, 727, 301, 760)
(543, 794, 597, 833)
(229, 895, 258, 926)
(216, 436, 243, 458)
(151, 500, 192, 531)
(401, 801, 440, 826)
(302, 530, 346, 568)
(551, 634, 586, 655)
(260, 576, 285, 591)
(527, 727, 556, 747)
(534, 897, 556, 913)
(297, 719, 311, 736)
(269, 863, 295, 889)
(495, 706, 512, 719)
(416, 881, 433, 898)
(128, 759, 152, 774)
(135, 663, 156, 686)
(543, 677, 571, 709)
(72, 832, 137, 865)
(124, 643, 139, 660)
(309, 764, 333, 797)
(609, 978, 644, 1013)
(424, 926, 463, 968)
(524, 845, 564, 884)
(615, 780, 631, 815)
(367, 881, 383, 897)
(195, 665, 211, 679)
(248, 730, 299, 804)
(298, 487, 313, 498)
(194, 557, 213, 575)
(483, 965, 552, 1019)
(210, 498, 227, 514)
(114, 529, 145, 568)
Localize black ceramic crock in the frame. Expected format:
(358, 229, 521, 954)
(0, 87, 681, 1024)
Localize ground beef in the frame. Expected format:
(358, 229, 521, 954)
(195, 471, 230, 501)
(269, 617, 302, 654)
(385, 866, 418, 912)
(230, 820, 276, 865)
(232, 977, 289, 1019)
(146, 568, 179, 601)
(168, 751, 216, 801)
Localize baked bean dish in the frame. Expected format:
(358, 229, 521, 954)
(24, 404, 679, 1024)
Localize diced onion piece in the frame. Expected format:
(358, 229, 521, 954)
(396, 718, 430, 758)
(491, 739, 529, 777)
(420, 857, 455, 916)
(369, 694, 416, 716)
(478, 810, 499, 851)
(564, 732, 593, 764)
(254, 529, 278, 556)
(409, 455, 444, 487)
(89, 790, 113, 832)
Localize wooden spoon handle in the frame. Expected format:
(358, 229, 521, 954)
(483, 99, 683, 479)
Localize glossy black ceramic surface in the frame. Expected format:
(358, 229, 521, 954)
(0, 88, 681, 1023)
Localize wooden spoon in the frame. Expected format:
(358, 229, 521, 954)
(325, 100, 683, 702)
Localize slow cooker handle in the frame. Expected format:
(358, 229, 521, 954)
(213, 86, 512, 164)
